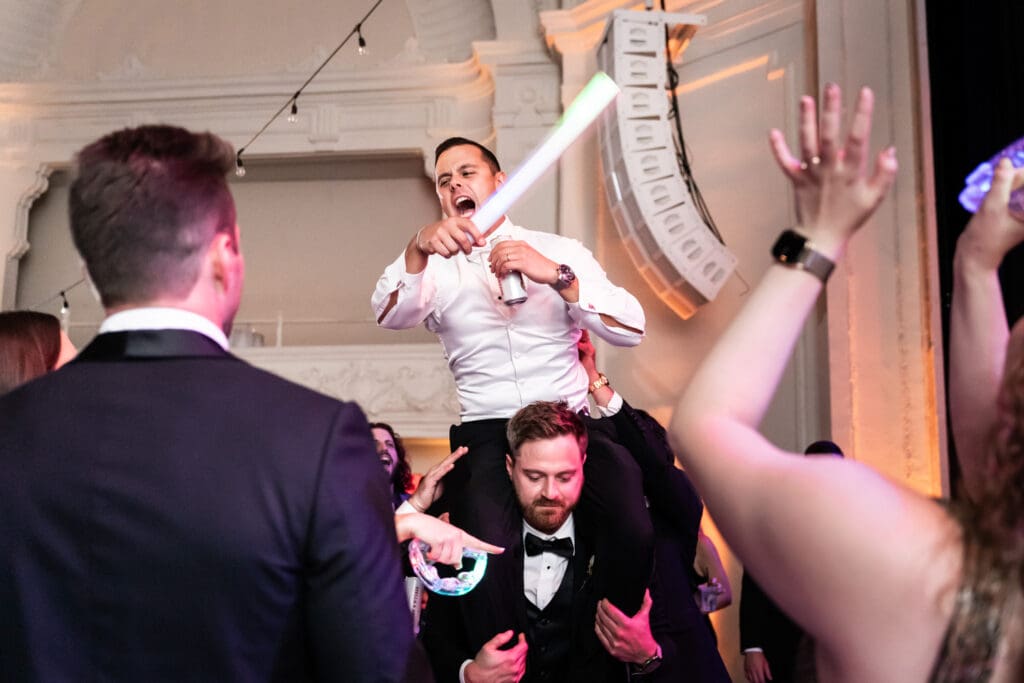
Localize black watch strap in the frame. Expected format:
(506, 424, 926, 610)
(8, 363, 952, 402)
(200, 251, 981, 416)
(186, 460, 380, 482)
(771, 229, 834, 283)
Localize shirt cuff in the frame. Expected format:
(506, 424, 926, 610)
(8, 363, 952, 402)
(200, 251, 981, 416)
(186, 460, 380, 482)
(459, 659, 473, 683)
(395, 500, 417, 516)
(594, 391, 623, 417)
(743, 647, 764, 654)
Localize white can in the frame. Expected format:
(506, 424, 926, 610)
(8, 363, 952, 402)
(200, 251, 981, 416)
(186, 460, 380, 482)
(490, 234, 528, 305)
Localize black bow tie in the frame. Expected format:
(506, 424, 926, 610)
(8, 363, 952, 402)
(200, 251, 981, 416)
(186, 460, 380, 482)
(525, 532, 574, 558)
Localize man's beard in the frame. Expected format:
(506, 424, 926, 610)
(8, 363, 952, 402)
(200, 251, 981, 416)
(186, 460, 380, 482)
(522, 497, 573, 535)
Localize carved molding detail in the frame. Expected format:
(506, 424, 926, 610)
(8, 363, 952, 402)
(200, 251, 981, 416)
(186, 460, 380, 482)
(405, 0, 496, 63)
(235, 343, 459, 438)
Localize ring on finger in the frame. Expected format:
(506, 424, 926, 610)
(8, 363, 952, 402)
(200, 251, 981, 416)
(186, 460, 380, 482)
(799, 155, 822, 171)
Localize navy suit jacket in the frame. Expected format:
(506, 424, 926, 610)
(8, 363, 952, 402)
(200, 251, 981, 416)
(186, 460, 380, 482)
(0, 329, 429, 682)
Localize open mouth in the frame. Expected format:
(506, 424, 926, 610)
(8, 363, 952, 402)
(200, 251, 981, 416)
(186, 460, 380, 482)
(454, 196, 476, 218)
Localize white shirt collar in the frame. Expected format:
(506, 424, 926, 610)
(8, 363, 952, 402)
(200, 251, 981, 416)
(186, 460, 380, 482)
(522, 513, 575, 543)
(99, 307, 230, 350)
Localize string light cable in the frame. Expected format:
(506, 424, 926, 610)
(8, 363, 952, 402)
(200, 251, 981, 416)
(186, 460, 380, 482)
(234, 0, 383, 176)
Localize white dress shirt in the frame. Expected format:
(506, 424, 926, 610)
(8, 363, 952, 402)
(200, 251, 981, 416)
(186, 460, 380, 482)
(523, 515, 576, 611)
(99, 307, 230, 350)
(371, 218, 645, 420)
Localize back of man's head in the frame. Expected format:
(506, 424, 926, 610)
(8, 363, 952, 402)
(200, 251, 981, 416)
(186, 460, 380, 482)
(804, 440, 844, 457)
(69, 125, 237, 308)
(506, 400, 588, 460)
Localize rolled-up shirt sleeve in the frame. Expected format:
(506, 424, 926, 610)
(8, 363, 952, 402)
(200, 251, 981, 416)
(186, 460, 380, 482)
(562, 241, 645, 346)
(371, 251, 436, 329)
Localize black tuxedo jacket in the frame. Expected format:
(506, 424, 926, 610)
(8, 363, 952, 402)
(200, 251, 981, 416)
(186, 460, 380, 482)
(740, 571, 804, 682)
(607, 400, 731, 683)
(0, 329, 429, 682)
(420, 513, 623, 683)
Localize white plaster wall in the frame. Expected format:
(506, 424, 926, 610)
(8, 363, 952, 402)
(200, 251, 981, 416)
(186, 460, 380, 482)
(38, 1, 418, 81)
(18, 158, 443, 348)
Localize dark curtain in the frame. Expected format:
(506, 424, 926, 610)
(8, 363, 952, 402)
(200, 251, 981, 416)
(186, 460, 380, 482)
(925, 1, 1024, 496)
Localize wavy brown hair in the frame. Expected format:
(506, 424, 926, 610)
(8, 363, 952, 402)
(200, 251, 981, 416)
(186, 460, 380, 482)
(938, 343, 1024, 681)
(369, 422, 413, 497)
(0, 311, 61, 394)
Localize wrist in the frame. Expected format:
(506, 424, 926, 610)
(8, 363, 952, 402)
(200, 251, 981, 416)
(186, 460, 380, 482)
(954, 231, 1003, 274)
(631, 643, 662, 675)
(588, 373, 610, 395)
(407, 495, 427, 513)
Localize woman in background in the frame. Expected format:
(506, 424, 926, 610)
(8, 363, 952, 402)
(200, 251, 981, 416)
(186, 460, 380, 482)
(0, 311, 76, 394)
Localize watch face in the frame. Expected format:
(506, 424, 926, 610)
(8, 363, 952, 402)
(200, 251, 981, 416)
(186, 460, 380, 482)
(772, 230, 807, 264)
(555, 264, 576, 290)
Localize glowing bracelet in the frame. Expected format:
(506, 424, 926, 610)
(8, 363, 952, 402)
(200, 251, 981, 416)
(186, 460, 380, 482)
(408, 540, 489, 596)
(470, 72, 621, 231)
(959, 135, 1024, 215)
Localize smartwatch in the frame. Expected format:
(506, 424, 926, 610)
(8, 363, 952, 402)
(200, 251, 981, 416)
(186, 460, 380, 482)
(771, 229, 834, 283)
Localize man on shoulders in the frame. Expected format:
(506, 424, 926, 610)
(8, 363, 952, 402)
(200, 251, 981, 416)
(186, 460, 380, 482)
(0, 125, 429, 681)
(421, 401, 624, 683)
(371, 137, 653, 628)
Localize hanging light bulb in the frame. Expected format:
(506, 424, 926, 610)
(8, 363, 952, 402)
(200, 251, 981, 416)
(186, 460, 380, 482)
(357, 24, 368, 56)
(235, 153, 246, 178)
(288, 99, 298, 123)
(59, 291, 70, 332)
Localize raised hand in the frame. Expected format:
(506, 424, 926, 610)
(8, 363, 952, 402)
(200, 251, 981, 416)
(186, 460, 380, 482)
(958, 158, 1024, 271)
(768, 84, 898, 255)
(408, 446, 467, 513)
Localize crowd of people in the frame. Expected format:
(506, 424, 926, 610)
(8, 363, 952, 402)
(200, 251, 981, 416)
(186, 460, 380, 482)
(0, 81, 1021, 682)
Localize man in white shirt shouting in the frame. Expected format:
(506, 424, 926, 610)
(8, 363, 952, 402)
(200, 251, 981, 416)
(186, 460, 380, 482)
(372, 137, 653, 636)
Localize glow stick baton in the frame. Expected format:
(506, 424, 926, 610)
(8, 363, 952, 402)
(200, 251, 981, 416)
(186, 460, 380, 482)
(470, 72, 621, 231)
(959, 135, 1024, 215)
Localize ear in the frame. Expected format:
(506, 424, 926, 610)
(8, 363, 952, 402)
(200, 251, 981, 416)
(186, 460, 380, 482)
(210, 226, 244, 295)
(495, 170, 507, 187)
(505, 453, 514, 478)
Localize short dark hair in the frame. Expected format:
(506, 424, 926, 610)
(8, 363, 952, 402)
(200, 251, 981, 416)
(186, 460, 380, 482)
(0, 311, 61, 393)
(69, 125, 237, 308)
(506, 401, 587, 461)
(434, 137, 501, 173)
(804, 440, 844, 457)
(368, 422, 413, 495)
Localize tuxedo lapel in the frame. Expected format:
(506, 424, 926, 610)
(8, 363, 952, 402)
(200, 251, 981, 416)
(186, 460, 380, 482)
(513, 538, 530, 632)
(76, 330, 231, 362)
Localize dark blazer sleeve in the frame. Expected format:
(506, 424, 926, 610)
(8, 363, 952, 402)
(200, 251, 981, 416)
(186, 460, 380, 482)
(303, 402, 427, 682)
(609, 400, 703, 545)
(739, 571, 772, 652)
(420, 592, 479, 683)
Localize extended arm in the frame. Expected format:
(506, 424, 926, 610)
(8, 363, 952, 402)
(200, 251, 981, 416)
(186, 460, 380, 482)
(949, 159, 1024, 500)
(668, 86, 958, 672)
(579, 331, 701, 537)
(371, 215, 484, 327)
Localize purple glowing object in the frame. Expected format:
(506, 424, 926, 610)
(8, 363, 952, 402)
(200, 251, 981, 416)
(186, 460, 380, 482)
(959, 136, 1024, 215)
